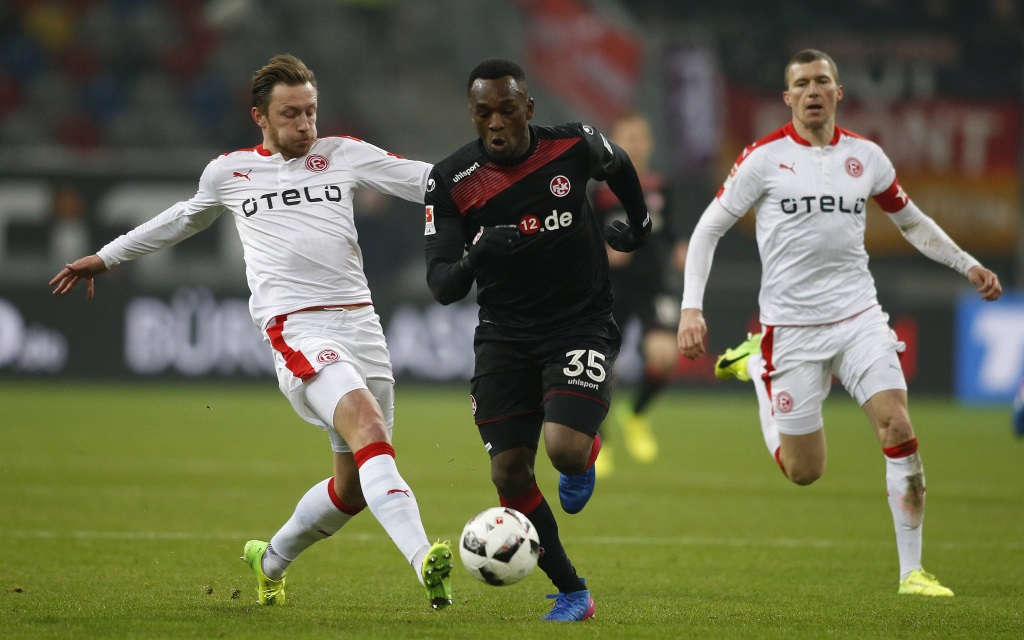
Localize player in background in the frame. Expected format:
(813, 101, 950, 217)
(424, 58, 650, 621)
(676, 49, 1002, 596)
(591, 113, 688, 475)
(1013, 376, 1024, 438)
(49, 54, 454, 610)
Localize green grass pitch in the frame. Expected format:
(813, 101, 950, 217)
(2, 382, 1022, 639)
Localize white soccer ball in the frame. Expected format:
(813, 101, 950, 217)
(459, 506, 540, 586)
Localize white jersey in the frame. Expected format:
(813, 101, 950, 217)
(97, 136, 431, 330)
(718, 122, 909, 326)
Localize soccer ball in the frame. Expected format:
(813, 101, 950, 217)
(459, 507, 540, 586)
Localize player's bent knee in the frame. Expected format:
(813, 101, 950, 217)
(782, 454, 823, 483)
(881, 417, 915, 447)
(787, 467, 823, 486)
(547, 448, 588, 475)
(778, 429, 826, 485)
(491, 466, 534, 496)
(489, 452, 535, 496)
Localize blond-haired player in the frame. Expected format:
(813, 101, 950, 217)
(50, 54, 453, 610)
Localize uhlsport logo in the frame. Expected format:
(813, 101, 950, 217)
(550, 175, 570, 197)
(517, 209, 574, 235)
(453, 162, 480, 183)
(305, 154, 330, 173)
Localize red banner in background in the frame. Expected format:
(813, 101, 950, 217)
(719, 85, 1021, 257)
(518, 0, 642, 129)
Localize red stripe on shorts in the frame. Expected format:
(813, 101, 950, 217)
(266, 315, 316, 380)
(543, 389, 609, 410)
(761, 326, 776, 413)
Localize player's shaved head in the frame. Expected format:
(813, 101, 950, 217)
(785, 49, 839, 87)
(467, 58, 528, 95)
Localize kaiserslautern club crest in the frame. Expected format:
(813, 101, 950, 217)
(550, 175, 570, 197)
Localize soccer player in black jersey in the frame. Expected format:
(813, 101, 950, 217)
(423, 58, 651, 621)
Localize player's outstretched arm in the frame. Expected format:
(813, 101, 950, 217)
(678, 308, 707, 360)
(49, 254, 107, 299)
(967, 265, 1002, 301)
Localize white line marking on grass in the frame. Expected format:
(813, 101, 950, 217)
(584, 535, 1024, 552)
(5, 530, 380, 542)
(6, 530, 1022, 551)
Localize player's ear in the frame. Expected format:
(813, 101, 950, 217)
(525, 97, 534, 121)
(836, 84, 844, 102)
(252, 107, 266, 129)
(782, 90, 792, 107)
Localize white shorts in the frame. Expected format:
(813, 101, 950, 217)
(265, 305, 395, 452)
(760, 306, 907, 436)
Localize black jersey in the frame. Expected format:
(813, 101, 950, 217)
(425, 123, 642, 332)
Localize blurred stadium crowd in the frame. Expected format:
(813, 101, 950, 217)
(0, 0, 1021, 391)
(0, 0, 521, 156)
(2, 0, 1019, 153)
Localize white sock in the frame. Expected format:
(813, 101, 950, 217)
(885, 443, 925, 581)
(263, 477, 359, 580)
(357, 446, 431, 583)
(747, 354, 781, 457)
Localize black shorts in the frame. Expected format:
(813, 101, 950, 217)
(471, 318, 621, 457)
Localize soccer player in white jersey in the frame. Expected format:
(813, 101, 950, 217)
(676, 49, 1002, 596)
(49, 54, 454, 610)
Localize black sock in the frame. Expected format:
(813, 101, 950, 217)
(525, 497, 586, 593)
(633, 373, 666, 415)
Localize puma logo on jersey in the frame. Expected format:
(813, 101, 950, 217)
(233, 169, 252, 180)
(779, 162, 795, 174)
(387, 489, 411, 497)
